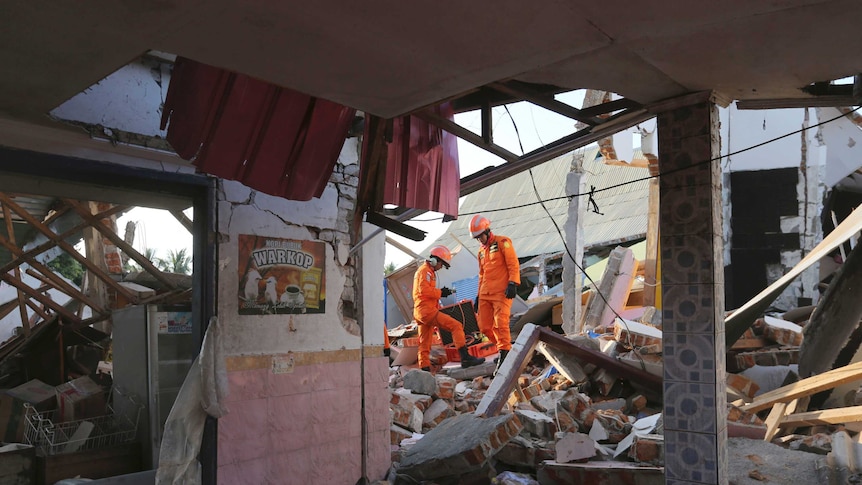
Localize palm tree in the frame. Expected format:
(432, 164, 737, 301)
(159, 248, 192, 274)
(124, 247, 160, 273)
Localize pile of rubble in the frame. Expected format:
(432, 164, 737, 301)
(382, 210, 862, 483)
(385, 319, 667, 484)
(384, 302, 862, 484)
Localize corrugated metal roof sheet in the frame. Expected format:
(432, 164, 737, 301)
(383, 104, 461, 218)
(428, 147, 649, 259)
(161, 57, 356, 202)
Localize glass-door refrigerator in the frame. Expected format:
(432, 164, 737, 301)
(112, 304, 195, 468)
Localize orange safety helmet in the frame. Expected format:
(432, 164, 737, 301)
(429, 245, 452, 269)
(469, 214, 491, 238)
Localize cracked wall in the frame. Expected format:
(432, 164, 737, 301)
(721, 106, 826, 311)
(215, 137, 391, 482)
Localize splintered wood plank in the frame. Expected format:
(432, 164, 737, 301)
(781, 405, 862, 428)
(741, 360, 862, 413)
(763, 402, 789, 442)
(727, 203, 862, 345)
(643, 179, 660, 307)
(762, 399, 798, 442)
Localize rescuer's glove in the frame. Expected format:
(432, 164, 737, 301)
(505, 282, 517, 299)
(440, 287, 454, 298)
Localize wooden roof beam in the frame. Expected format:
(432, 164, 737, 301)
(0, 194, 138, 303)
(63, 199, 178, 290)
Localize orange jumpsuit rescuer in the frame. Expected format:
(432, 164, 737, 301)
(471, 214, 520, 374)
(412, 245, 485, 371)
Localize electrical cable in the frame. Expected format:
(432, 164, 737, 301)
(403, 105, 862, 223)
(405, 105, 862, 371)
(502, 106, 647, 370)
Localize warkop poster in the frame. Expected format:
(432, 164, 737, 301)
(238, 235, 326, 315)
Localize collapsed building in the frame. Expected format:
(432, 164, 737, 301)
(0, 3, 861, 485)
(381, 103, 862, 483)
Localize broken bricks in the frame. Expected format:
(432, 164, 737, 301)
(396, 413, 522, 482)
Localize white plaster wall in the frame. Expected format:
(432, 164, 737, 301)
(818, 107, 862, 187)
(50, 59, 170, 138)
(217, 139, 365, 356)
(721, 106, 809, 172)
(719, 106, 829, 310)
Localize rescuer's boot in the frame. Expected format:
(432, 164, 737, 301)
(494, 349, 509, 376)
(458, 347, 485, 368)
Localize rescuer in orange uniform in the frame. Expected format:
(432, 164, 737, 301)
(413, 245, 485, 372)
(470, 214, 520, 374)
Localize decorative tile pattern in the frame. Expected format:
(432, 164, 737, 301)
(268, 447, 311, 485)
(659, 100, 727, 484)
(662, 333, 718, 383)
(366, 429, 392, 480)
(660, 284, 723, 334)
(664, 429, 718, 483)
(267, 363, 313, 397)
(659, 234, 717, 284)
(663, 381, 718, 433)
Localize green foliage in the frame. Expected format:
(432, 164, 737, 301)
(124, 247, 191, 275)
(123, 247, 158, 273)
(158, 248, 192, 275)
(47, 252, 84, 286)
(384, 261, 397, 275)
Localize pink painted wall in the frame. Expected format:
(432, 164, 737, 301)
(217, 356, 390, 484)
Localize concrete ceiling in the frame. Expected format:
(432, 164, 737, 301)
(1, 0, 861, 122)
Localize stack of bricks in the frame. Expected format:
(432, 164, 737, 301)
(729, 347, 800, 372)
(726, 404, 763, 426)
(613, 318, 662, 351)
(628, 434, 664, 465)
(762, 315, 804, 346)
(726, 373, 760, 400)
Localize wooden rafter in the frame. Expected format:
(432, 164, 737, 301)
(0, 194, 138, 303)
(0, 283, 50, 320)
(63, 199, 178, 290)
(170, 209, 193, 234)
(413, 109, 520, 163)
(2, 201, 29, 335)
(0, 203, 127, 276)
(489, 80, 603, 126)
(0, 228, 112, 313)
(25, 268, 107, 316)
(0, 270, 80, 323)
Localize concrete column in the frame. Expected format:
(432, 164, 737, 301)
(657, 98, 727, 484)
(562, 151, 587, 335)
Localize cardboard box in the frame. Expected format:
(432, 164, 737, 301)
(55, 376, 106, 422)
(7, 379, 55, 412)
(0, 379, 58, 443)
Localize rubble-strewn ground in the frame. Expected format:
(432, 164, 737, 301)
(727, 437, 820, 485)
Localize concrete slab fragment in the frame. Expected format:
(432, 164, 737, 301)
(397, 413, 523, 481)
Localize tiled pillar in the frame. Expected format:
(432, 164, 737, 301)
(657, 99, 727, 485)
